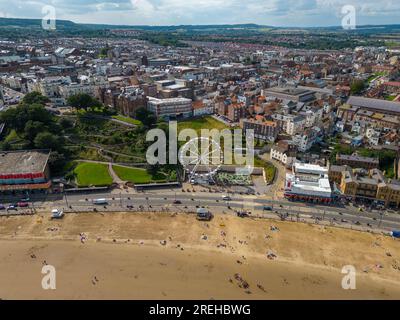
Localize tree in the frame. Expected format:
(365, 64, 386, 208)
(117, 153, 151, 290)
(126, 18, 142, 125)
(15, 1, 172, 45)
(22, 92, 50, 105)
(99, 47, 108, 58)
(147, 163, 161, 176)
(48, 151, 67, 175)
(24, 120, 46, 143)
(67, 93, 101, 111)
(136, 107, 157, 127)
(59, 117, 73, 130)
(350, 80, 366, 95)
(0, 141, 11, 151)
(34, 131, 63, 151)
(0, 103, 52, 134)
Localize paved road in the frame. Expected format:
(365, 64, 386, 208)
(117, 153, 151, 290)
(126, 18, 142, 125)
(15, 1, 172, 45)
(4, 190, 399, 231)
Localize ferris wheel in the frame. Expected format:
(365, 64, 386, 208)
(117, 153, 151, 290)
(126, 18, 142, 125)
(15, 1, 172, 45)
(178, 137, 223, 182)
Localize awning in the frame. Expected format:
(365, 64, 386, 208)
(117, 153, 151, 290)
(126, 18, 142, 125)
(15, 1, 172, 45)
(0, 181, 51, 191)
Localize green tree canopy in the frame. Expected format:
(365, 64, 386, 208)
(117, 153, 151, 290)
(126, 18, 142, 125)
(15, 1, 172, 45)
(136, 107, 157, 127)
(350, 80, 366, 95)
(34, 131, 64, 151)
(22, 91, 50, 105)
(67, 93, 102, 110)
(0, 103, 53, 134)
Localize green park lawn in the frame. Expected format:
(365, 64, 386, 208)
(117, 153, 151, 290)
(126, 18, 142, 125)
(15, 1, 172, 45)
(178, 116, 230, 135)
(254, 156, 277, 184)
(74, 162, 113, 187)
(112, 115, 142, 125)
(112, 165, 166, 184)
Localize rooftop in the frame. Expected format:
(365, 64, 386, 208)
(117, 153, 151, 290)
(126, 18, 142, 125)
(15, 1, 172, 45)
(337, 154, 379, 164)
(294, 162, 328, 175)
(265, 86, 313, 96)
(347, 96, 400, 115)
(0, 150, 50, 174)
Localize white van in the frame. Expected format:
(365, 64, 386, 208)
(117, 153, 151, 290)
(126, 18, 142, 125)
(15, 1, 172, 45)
(93, 198, 108, 205)
(51, 209, 64, 219)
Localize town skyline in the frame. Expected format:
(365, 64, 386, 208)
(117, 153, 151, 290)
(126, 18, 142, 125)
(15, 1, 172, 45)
(1, 0, 400, 302)
(1, 0, 400, 27)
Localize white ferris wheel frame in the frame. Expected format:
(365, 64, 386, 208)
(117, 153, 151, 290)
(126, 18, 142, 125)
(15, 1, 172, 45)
(178, 137, 223, 182)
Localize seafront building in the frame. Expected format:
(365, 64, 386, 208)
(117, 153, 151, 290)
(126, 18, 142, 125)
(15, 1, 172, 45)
(284, 163, 333, 203)
(339, 168, 400, 207)
(0, 150, 52, 193)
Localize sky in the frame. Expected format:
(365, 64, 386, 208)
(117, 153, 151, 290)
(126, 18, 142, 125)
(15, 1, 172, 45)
(0, 0, 399, 27)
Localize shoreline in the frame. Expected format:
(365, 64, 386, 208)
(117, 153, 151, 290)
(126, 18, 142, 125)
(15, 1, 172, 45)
(0, 211, 399, 299)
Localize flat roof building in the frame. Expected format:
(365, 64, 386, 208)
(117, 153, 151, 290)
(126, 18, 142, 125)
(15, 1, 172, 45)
(285, 162, 332, 203)
(264, 86, 315, 103)
(147, 97, 193, 120)
(285, 173, 332, 200)
(0, 150, 51, 192)
(293, 162, 328, 176)
(347, 96, 400, 116)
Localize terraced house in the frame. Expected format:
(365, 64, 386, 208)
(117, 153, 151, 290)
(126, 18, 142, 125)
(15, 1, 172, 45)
(340, 168, 400, 207)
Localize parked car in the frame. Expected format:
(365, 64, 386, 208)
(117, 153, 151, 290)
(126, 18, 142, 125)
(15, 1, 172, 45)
(263, 206, 273, 211)
(196, 208, 212, 221)
(0, 204, 5, 210)
(237, 211, 249, 218)
(7, 205, 17, 211)
(173, 200, 182, 204)
(17, 202, 29, 208)
(222, 195, 231, 201)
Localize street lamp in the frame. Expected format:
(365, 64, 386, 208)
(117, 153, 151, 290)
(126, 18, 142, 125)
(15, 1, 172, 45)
(62, 184, 69, 208)
(378, 212, 383, 228)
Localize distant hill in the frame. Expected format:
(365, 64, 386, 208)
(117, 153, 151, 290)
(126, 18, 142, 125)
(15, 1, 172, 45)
(0, 17, 77, 29)
(0, 17, 399, 34)
(0, 18, 271, 31)
(0, 17, 399, 50)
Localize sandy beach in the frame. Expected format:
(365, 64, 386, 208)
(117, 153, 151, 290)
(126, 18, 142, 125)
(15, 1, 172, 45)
(0, 211, 399, 299)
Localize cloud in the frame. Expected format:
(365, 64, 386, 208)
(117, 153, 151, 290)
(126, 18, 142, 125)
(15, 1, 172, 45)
(0, 0, 398, 26)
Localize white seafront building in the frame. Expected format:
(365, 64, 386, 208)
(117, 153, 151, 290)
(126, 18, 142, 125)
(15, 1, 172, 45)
(284, 162, 333, 203)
